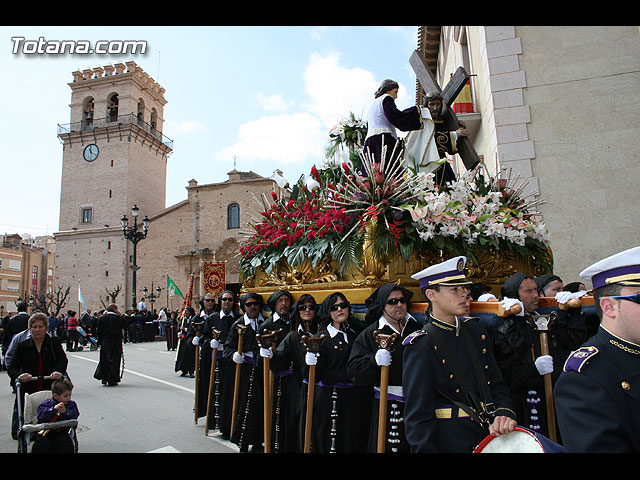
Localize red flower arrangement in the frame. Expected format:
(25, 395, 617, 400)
(238, 191, 351, 259)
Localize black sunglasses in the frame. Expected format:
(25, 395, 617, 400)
(607, 293, 640, 304)
(244, 301, 259, 307)
(204, 299, 215, 302)
(330, 302, 350, 312)
(221, 297, 234, 302)
(386, 297, 407, 305)
(298, 304, 317, 311)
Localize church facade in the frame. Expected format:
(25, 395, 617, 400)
(418, 26, 640, 283)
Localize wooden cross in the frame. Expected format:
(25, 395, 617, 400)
(409, 50, 481, 171)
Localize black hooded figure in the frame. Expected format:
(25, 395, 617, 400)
(268, 293, 320, 452)
(347, 283, 422, 452)
(257, 289, 296, 452)
(303, 292, 368, 452)
(490, 272, 586, 439)
(535, 273, 563, 297)
(174, 306, 196, 377)
(196, 290, 241, 437)
(224, 292, 265, 452)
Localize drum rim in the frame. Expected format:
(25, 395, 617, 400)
(473, 426, 544, 453)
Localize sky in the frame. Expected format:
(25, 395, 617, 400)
(0, 25, 423, 240)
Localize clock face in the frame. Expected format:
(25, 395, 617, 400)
(83, 144, 99, 162)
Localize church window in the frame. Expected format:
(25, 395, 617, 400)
(228, 203, 240, 229)
(81, 207, 92, 224)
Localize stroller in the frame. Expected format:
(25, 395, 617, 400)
(15, 376, 79, 453)
(76, 325, 99, 351)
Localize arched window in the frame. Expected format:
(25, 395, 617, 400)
(108, 93, 119, 122)
(137, 98, 145, 125)
(228, 203, 240, 229)
(83, 97, 95, 130)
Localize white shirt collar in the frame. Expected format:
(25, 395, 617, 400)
(327, 324, 348, 342)
(244, 313, 263, 329)
(377, 313, 416, 334)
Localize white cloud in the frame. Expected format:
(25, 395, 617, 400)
(213, 112, 325, 166)
(256, 92, 293, 112)
(303, 52, 378, 128)
(179, 120, 208, 134)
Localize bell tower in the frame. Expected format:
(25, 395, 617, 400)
(55, 61, 173, 310)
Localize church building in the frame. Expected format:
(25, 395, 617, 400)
(54, 61, 277, 312)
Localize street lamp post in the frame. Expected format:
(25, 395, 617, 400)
(142, 283, 162, 312)
(121, 205, 149, 311)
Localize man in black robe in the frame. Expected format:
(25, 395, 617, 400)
(224, 292, 265, 452)
(489, 272, 586, 439)
(94, 304, 128, 386)
(259, 289, 296, 452)
(199, 290, 241, 438)
(347, 283, 422, 452)
(190, 293, 217, 421)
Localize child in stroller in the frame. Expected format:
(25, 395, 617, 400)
(76, 325, 99, 351)
(16, 376, 79, 453)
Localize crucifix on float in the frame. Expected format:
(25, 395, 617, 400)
(409, 50, 481, 171)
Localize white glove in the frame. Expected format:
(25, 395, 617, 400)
(554, 291, 573, 304)
(232, 351, 243, 364)
(501, 297, 525, 316)
(260, 347, 273, 358)
(210, 339, 220, 350)
(478, 293, 497, 302)
(191, 336, 200, 346)
(534, 355, 554, 375)
(375, 349, 392, 366)
(305, 351, 318, 366)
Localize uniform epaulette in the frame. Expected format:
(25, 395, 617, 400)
(403, 329, 427, 346)
(563, 346, 599, 373)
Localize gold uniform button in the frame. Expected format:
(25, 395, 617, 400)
(622, 381, 631, 391)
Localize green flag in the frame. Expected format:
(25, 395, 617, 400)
(167, 274, 184, 298)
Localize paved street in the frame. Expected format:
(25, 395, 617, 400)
(0, 339, 239, 454)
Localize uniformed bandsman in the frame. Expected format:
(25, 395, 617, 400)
(402, 256, 517, 453)
(554, 246, 640, 452)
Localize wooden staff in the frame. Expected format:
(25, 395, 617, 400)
(530, 312, 558, 443)
(301, 334, 327, 453)
(193, 320, 204, 425)
(205, 327, 222, 436)
(230, 323, 248, 435)
(373, 331, 401, 453)
(256, 328, 283, 453)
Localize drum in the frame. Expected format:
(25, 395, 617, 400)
(474, 426, 564, 453)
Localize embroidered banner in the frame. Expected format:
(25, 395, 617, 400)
(203, 262, 226, 297)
